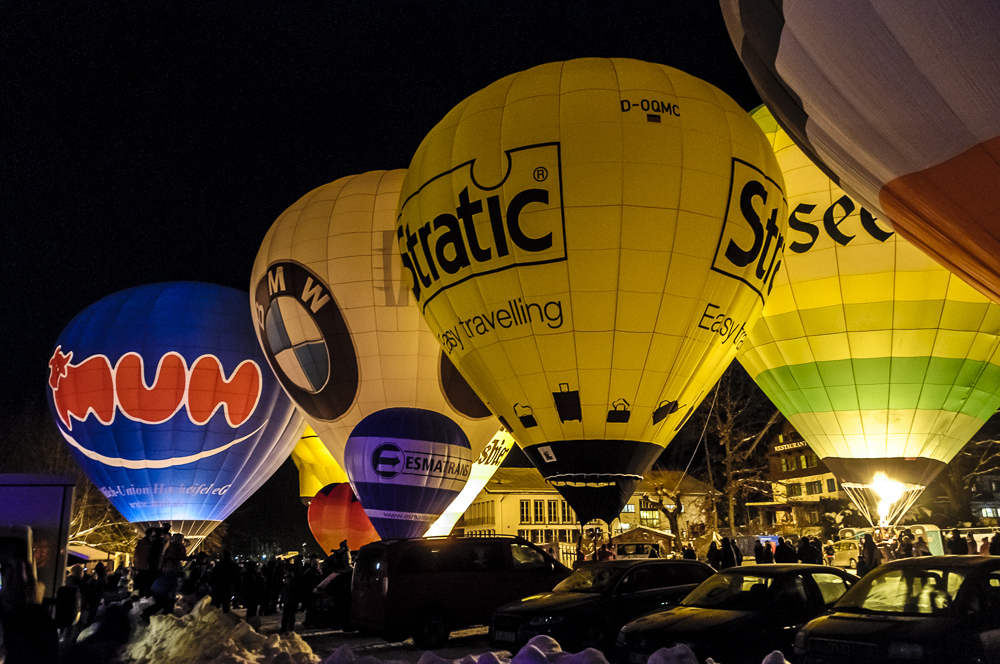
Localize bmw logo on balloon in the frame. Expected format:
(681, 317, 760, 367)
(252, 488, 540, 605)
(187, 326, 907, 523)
(254, 260, 360, 422)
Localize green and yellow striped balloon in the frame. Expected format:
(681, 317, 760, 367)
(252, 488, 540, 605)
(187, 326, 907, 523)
(738, 106, 1000, 523)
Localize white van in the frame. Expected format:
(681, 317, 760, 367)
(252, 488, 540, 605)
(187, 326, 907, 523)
(832, 539, 862, 569)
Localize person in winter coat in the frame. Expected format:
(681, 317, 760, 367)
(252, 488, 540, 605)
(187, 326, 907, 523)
(857, 534, 882, 577)
(278, 566, 299, 633)
(990, 533, 1000, 556)
(948, 529, 969, 555)
(161, 533, 187, 573)
(706, 541, 722, 569)
(210, 551, 238, 612)
(774, 537, 797, 563)
(720, 538, 738, 569)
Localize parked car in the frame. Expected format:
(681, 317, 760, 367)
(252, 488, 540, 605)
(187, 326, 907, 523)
(490, 559, 713, 654)
(351, 536, 569, 648)
(305, 569, 352, 629)
(831, 540, 861, 570)
(616, 564, 857, 664)
(793, 555, 1000, 663)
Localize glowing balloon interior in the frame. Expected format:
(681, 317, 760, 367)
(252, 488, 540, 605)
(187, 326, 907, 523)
(292, 426, 348, 503)
(722, 0, 1000, 304)
(425, 428, 514, 537)
(344, 407, 472, 540)
(46, 282, 305, 542)
(251, 171, 499, 469)
(307, 483, 380, 554)
(737, 107, 1000, 527)
(396, 58, 786, 523)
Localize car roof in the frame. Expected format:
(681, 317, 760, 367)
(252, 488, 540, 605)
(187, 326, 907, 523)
(880, 555, 1000, 570)
(572, 559, 710, 571)
(715, 563, 850, 576)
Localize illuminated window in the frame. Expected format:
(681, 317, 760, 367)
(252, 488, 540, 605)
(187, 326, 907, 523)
(621, 504, 635, 513)
(548, 500, 559, 523)
(561, 501, 574, 523)
(983, 508, 997, 518)
(520, 500, 530, 524)
(781, 458, 788, 472)
(534, 500, 545, 523)
(640, 509, 659, 527)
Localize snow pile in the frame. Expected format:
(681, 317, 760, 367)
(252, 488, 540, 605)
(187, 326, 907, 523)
(648, 645, 791, 664)
(316, 635, 791, 664)
(319, 636, 603, 664)
(126, 596, 317, 664)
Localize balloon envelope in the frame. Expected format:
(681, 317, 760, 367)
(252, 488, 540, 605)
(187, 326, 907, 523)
(251, 171, 499, 468)
(722, 0, 1000, 303)
(344, 407, 472, 539)
(307, 483, 379, 554)
(396, 58, 786, 523)
(46, 282, 305, 542)
(292, 426, 348, 503)
(738, 107, 1000, 525)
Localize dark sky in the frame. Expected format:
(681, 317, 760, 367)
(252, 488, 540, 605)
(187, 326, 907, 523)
(2, 1, 762, 550)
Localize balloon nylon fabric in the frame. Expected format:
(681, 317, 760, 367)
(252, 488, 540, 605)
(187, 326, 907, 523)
(250, 171, 498, 470)
(737, 107, 1000, 489)
(344, 407, 472, 540)
(46, 282, 304, 538)
(397, 58, 786, 523)
(722, 0, 1000, 304)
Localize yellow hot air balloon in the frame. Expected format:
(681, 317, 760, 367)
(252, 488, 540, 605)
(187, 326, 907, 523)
(738, 106, 1000, 527)
(251, 171, 501, 467)
(290, 426, 348, 504)
(396, 58, 787, 524)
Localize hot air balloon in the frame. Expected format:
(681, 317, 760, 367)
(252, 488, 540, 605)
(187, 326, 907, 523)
(344, 407, 472, 539)
(738, 107, 1000, 527)
(395, 58, 787, 524)
(721, 0, 1000, 304)
(251, 171, 500, 469)
(46, 282, 305, 544)
(292, 426, 348, 504)
(307, 483, 379, 554)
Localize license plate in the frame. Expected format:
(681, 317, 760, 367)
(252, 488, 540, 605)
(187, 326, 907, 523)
(494, 630, 517, 643)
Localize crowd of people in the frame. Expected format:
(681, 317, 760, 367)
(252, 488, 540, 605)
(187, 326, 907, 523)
(0, 532, 358, 664)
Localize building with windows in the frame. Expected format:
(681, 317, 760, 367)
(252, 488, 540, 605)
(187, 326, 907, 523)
(459, 467, 712, 557)
(749, 423, 849, 535)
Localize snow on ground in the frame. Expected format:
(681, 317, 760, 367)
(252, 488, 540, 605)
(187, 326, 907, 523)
(123, 600, 791, 664)
(126, 596, 317, 663)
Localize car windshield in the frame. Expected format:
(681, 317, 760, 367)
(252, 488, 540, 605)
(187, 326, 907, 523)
(553, 565, 625, 594)
(681, 573, 774, 611)
(836, 566, 965, 616)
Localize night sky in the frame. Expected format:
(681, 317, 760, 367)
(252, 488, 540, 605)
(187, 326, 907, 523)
(2, 2, 762, 550)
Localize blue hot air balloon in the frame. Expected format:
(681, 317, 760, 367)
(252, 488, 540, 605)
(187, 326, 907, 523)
(45, 282, 305, 545)
(344, 408, 472, 539)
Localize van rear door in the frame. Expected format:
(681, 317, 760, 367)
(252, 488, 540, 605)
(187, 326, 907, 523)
(350, 543, 388, 630)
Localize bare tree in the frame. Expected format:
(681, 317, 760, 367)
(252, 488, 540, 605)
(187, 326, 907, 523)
(921, 435, 1000, 526)
(686, 364, 783, 534)
(642, 469, 710, 552)
(0, 397, 138, 554)
(716, 368, 781, 533)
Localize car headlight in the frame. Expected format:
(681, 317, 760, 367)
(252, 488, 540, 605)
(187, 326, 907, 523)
(888, 642, 924, 659)
(528, 615, 565, 626)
